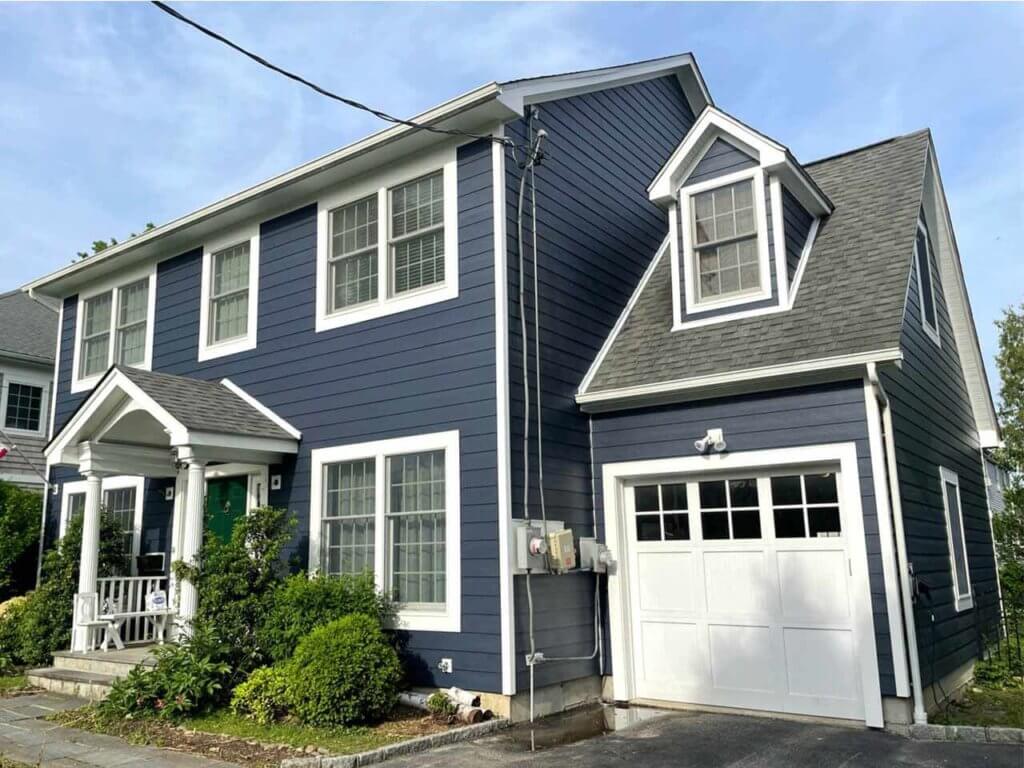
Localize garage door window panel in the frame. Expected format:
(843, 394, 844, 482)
(771, 473, 841, 540)
(633, 483, 690, 542)
(698, 478, 761, 540)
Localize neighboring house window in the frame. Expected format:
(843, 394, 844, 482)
(939, 467, 972, 612)
(315, 148, 458, 333)
(915, 220, 940, 345)
(309, 430, 461, 632)
(72, 269, 155, 392)
(198, 225, 260, 361)
(692, 179, 759, 302)
(4, 382, 43, 432)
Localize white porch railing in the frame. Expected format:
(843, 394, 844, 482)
(96, 576, 169, 645)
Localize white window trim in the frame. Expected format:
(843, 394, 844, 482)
(914, 219, 941, 347)
(315, 145, 459, 333)
(70, 265, 157, 394)
(198, 223, 260, 361)
(308, 429, 461, 633)
(60, 475, 145, 571)
(938, 466, 973, 612)
(676, 166, 774, 322)
(0, 373, 50, 437)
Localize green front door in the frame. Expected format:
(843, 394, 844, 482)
(206, 476, 248, 543)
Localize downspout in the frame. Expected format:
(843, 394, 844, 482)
(867, 362, 927, 724)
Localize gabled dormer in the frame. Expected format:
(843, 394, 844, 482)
(649, 108, 832, 329)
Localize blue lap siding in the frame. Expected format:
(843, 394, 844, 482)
(45, 139, 502, 692)
(504, 75, 696, 690)
(590, 381, 898, 697)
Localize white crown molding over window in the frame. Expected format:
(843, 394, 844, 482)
(314, 144, 459, 333)
(197, 223, 260, 362)
(70, 264, 157, 394)
(938, 466, 973, 612)
(307, 429, 462, 633)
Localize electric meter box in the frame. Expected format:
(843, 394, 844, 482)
(547, 529, 576, 573)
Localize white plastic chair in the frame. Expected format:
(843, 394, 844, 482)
(75, 593, 110, 653)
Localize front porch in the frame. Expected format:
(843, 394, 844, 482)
(45, 365, 301, 658)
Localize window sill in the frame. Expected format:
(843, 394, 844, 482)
(198, 334, 257, 362)
(954, 594, 974, 613)
(1, 426, 46, 439)
(315, 281, 457, 333)
(390, 605, 461, 633)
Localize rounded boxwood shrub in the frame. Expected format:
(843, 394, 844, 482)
(231, 666, 290, 725)
(286, 614, 402, 726)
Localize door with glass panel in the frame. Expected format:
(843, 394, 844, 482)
(625, 468, 865, 720)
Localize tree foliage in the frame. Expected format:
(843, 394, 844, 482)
(993, 304, 1024, 606)
(75, 222, 155, 260)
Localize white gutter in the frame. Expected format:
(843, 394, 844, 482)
(867, 362, 927, 725)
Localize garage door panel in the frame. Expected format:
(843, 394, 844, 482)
(637, 551, 697, 613)
(777, 550, 851, 623)
(783, 627, 858, 701)
(703, 551, 773, 617)
(638, 620, 706, 697)
(708, 624, 776, 694)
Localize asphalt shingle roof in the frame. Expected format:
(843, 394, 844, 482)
(0, 290, 58, 364)
(116, 366, 295, 441)
(586, 130, 931, 394)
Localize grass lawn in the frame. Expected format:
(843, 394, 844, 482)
(0, 674, 30, 696)
(932, 687, 1024, 729)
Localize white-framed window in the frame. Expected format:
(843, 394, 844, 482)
(678, 166, 772, 315)
(914, 219, 940, 346)
(308, 429, 461, 632)
(938, 467, 972, 612)
(315, 146, 458, 333)
(59, 476, 144, 570)
(1, 378, 47, 435)
(198, 224, 260, 361)
(71, 266, 156, 393)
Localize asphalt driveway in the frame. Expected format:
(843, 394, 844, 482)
(390, 706, 1023, 768)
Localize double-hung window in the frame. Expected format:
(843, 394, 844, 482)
(310, 430, 461, 632)
(73, 270, 155, 392)
(939, 467, 972, 611)
(692, 179, 760, 302)
(316, 150, 457, 332)
(915, 219, 940, 345)
(3, 382, 44, 433)
(198, 225, 259, 361)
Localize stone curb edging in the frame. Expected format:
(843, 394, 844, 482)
(887, 723, 1024, 744)
(280, 718, 511, 768)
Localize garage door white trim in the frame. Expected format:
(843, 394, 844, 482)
(602, 442, 883, 727)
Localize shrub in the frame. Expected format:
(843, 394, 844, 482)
(426, 691, 457, 719)
(286, 614, 402, 726)
(0, 597, 27, 673)
(0, 482, 41, 601)
(231, 666, 290, 725)
(259, 572, 394, 662)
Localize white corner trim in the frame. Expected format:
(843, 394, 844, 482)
(938, 466, 973, 613)
(786, 216, 820, 308)
(307, 429, 462, 633)
(219, 379, 302, 440)
(198, 223, 261, 362)
(579, 236, 670, 396)
(492, 134, 516, 694)
(862, 377, 912, 697)
(770, 176, 790, 308)
(576, 347, 905, 409)
(48, 301, 63, 441)
(914, 218, 941, 348)
(70, 264, 157, 394)
(314, 145, 459, 334)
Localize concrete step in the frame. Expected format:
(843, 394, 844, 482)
(52, 648, 157, 677)
(26, 667, 117, 701)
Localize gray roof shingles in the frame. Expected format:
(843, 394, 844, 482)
(586, 130, 931, 394)
(116, 366, 294, 441)
(0, 290, 58, 364)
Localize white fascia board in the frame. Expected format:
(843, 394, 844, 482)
(220, 378, 302, 440)
(577, 348, 904, 411)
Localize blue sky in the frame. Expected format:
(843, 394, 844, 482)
(0, 2, 1021, 393)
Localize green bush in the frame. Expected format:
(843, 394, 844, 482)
(426, 691, 457, 719)
(230, 666, 291, 725)
(0, 482, 41, 601)
(101, 625, 231, 720)
(259, 572, 394, 662)
(286, 614, 402, 726)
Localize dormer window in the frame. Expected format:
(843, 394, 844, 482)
(692, 179, 761, 302)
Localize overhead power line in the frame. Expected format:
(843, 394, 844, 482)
(150, 1, 511, 148)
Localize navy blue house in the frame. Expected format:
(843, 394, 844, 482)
(25, 54, 1001, 727)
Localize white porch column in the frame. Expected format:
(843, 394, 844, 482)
(71, 472, 103, 652)
(176, 459, 206, 635)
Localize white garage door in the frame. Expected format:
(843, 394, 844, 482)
(624, 468, 871, 721)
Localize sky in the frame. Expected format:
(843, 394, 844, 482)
(0, 2, 1021, 396)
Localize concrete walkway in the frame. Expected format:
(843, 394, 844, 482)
(0, 693, 236, 768)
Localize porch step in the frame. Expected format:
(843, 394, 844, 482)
(26, 667, 117, 701)
(52, 647, 158, 677)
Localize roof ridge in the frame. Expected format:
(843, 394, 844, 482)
(805, 128, 931, 168)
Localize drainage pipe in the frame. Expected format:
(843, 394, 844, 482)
(867, 362, 927, 725)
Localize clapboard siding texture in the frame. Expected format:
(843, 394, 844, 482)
(683, 138, 757, 186)
(881, 212, 997, 686)
(46, 139, 502, 692)
(782, 186, 814, 286)
(590, 381, 898, 697)
(505, 75, 697, 689)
